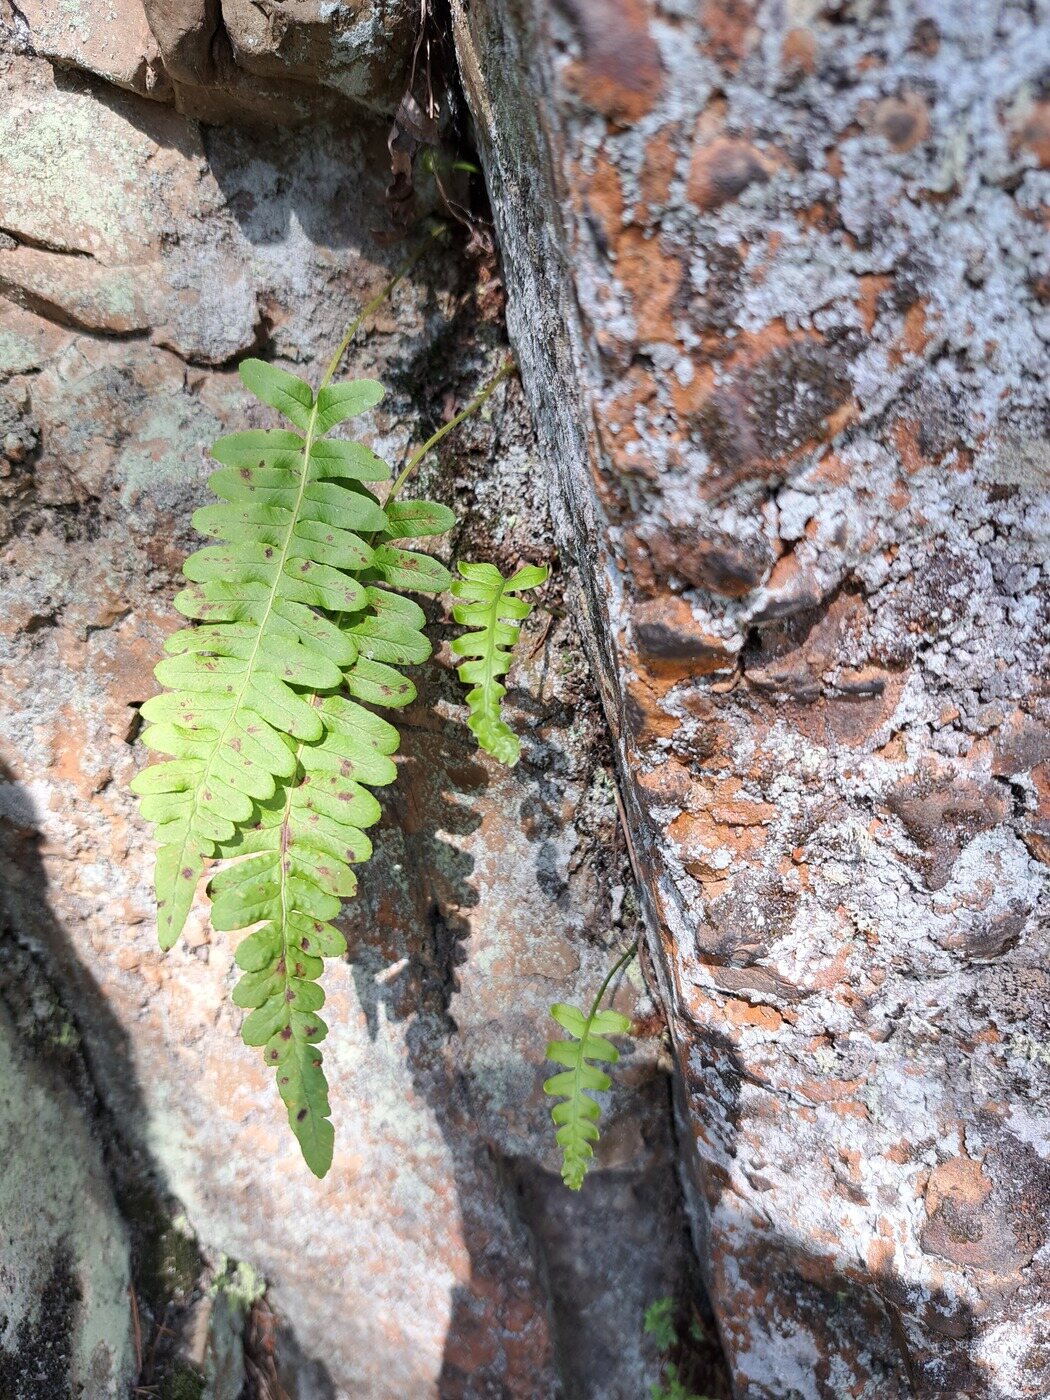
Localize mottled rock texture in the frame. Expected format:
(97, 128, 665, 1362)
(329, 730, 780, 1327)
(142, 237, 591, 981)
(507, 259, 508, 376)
(12, 0, 416, 120)
(452, 0, 1050, 1396)
(0, 16, 700, 1400)
(0, 936, 133, 1398)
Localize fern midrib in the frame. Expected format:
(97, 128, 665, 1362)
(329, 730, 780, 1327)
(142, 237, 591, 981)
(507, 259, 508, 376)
(276, 735, 302, 1019)
(563, 944, 637, 1164)
(172, 398, 324, 867)
(563, 989, 605, 1164)
(477, 581, 510, 721)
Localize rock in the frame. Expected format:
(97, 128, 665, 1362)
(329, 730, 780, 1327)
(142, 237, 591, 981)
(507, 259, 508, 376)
(0, 949, 133, 1396)
(0, 41, 700, 1399)
(14, 0, 168, 99)
(0, 244, 152, 335)
(452, 0, 1050, 1394)
(10, 0, 417, 122)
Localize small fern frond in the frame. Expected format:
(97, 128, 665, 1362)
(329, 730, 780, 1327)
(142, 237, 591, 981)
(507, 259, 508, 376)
(544, 943, 636, 1190)
(450, 561, 548, 765)
(544, 1004, 632, 1190)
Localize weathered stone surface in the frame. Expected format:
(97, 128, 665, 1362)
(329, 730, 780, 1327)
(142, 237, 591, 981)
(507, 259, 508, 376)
(0, 36, 700, 1399)
(4, 0, 417, 121)
(0, 947, 134, 1398)
(453, 0, 1050, 1395)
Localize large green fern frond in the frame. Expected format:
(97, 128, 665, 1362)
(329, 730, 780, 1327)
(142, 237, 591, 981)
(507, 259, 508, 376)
(131, 359, 454, 952)
(130, 318, 517, 1173)
(450, 561, 548, 765)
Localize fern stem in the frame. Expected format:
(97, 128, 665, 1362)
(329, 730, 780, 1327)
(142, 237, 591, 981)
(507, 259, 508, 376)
(587, 941, 638, 1023)
(386, 358, 517, 504)
(319, 223, 448, 392)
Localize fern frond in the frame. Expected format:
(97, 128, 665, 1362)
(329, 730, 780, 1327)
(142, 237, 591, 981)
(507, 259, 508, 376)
(544, 943, 637, 1190)
(544, 1002, 632, 1190)
(129, 257, 536, 1177)
(130, 358, 453, 952)
(450, 561, 548, 765)
(209, 684, 406, 1176)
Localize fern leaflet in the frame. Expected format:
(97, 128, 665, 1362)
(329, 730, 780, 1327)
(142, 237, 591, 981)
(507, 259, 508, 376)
(450, 561, 548, 764)
(544, 945, 636, 1190)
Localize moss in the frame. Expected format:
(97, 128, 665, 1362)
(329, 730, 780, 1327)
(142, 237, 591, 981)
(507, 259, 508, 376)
(159, 1365, 206, 1400)
(117, 1184, 203, 1310)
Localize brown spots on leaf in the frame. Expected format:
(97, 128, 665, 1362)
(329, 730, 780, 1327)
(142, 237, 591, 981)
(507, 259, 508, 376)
(296, 1107, 308, 1122)
(181, 867, 195, 880)
(280, 1026, 293, 1040)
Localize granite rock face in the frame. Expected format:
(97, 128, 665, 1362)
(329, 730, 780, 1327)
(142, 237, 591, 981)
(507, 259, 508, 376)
(7, 0, 1048, 1395)
(0, 940, 133, 1399)
(451, 0, 1050, 1395)
(0, 23, 700, 1400)
(11, 0, 416, 120)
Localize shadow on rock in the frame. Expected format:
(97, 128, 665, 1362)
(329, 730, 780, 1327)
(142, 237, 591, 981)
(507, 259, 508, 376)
(0, 759, 335, 1398)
